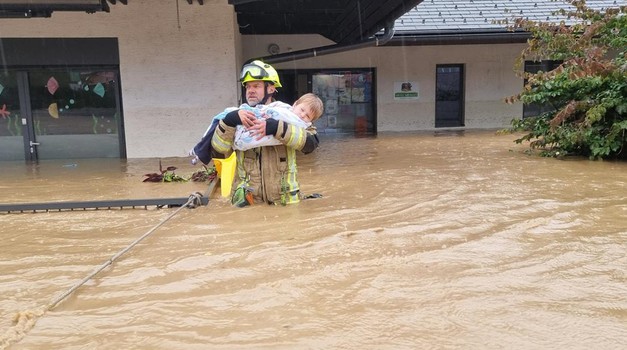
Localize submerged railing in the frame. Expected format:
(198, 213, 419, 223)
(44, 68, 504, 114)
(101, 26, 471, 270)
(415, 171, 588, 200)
(0, 178, 218, 214)
(0, 197, 209, 213)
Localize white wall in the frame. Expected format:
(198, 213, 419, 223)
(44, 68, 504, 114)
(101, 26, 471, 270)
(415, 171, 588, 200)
(0, 0, 240, 158)
(243, 35, 526, 132)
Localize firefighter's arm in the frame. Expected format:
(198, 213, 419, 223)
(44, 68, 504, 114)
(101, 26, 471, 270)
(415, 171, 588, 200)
(210, 110, 239, 158)
(264, 119, 319, 154)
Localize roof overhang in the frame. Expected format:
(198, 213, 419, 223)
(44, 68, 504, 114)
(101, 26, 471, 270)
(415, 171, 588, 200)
(229, 0, 424, 44)
(0, 0, 109, 18)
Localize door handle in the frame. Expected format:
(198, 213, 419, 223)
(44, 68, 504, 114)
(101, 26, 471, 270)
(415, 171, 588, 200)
(30, 141, 41, 146)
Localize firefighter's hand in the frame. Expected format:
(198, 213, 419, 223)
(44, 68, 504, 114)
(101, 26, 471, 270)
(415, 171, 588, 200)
(249, 119, 267, 140)
(238, 110, 256, 128)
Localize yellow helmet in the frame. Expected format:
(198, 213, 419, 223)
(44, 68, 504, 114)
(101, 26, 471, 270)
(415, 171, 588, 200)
(240, 60, 282, 88)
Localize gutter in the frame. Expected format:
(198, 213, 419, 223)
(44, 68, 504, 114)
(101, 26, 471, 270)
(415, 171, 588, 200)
(254, 21, 396, 65)
(252, 25, 531, 64)
(386, 30, 531, 46)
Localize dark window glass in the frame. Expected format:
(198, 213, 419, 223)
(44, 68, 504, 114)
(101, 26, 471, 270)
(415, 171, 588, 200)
(523, 60, 562, 118)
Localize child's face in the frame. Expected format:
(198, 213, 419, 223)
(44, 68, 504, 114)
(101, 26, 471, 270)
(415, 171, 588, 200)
(293, 103, 315, 123)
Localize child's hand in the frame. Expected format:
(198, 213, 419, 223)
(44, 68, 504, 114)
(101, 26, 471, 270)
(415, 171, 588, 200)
(238, 109, 256, 128)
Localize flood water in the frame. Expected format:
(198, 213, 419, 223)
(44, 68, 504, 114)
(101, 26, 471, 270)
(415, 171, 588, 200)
(1, 131, 626, 349)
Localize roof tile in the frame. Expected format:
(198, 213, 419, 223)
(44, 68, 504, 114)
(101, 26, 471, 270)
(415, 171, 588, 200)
(394, 0, 625, 33)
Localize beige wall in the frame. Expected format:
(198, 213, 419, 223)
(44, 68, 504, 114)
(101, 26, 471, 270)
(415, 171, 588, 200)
(1, 4, 528, 159)
(243, 35, 526, 132)
(0, 0, 240, 158)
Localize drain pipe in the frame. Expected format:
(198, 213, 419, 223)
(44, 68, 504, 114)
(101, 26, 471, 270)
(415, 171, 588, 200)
(254, 21, 396, 65)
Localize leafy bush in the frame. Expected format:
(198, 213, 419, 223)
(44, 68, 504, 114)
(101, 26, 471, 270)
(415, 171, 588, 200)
(506, 1, 627, 159)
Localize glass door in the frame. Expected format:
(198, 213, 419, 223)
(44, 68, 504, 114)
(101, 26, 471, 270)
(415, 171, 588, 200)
(278, 68, 376, 135)
(0, 70, 26, 161)
(0, 67, 124, 162)
(28, 67, 124, 159)
(312, 70, 375, 135)
(435, 64, 465, 128)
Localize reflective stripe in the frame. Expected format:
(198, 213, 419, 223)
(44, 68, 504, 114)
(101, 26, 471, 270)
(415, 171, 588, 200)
(287, 124, 297, 146)
(283, 124, 306, 150)
(212, 120, 235, 154)
(213, 133, 232, 154)
(283, 147, 300, 204)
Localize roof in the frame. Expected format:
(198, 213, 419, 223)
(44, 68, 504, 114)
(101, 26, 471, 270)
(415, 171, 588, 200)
(0, 0, 421, 45)
(5, 1, 622, 46)
(394, 0, 625, 34)
(229, 0, 424, 44)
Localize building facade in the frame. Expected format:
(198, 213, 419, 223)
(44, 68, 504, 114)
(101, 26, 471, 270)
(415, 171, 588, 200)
(0, 0, 620, 161)
(1, 1, 240, 160)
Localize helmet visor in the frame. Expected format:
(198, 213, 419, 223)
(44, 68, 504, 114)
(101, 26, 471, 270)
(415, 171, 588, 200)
(240, 64, 269, 81)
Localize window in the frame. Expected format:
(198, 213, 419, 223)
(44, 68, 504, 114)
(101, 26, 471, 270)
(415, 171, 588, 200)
(523, 60, 562, 118)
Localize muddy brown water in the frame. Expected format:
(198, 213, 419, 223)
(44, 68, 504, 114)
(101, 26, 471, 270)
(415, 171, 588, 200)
(0, 131, 625, 349)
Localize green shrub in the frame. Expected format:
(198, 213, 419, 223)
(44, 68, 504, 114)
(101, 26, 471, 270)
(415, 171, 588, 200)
(506, 1, 627, 160)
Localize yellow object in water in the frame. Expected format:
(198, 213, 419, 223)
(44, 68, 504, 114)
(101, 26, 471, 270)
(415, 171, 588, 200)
(213, 152, 237, 197)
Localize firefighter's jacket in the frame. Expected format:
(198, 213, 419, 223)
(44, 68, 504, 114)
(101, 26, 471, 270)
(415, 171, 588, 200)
(211, 109, 319, 205)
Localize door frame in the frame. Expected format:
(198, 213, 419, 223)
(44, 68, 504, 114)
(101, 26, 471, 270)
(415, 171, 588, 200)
(16, 71, 37, 161)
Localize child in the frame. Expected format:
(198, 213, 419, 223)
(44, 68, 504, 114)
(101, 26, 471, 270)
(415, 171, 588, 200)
(233, 93, 323, 151)
(190, 93, 323, 164)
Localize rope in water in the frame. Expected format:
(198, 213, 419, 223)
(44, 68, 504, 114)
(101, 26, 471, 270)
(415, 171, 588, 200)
(0, 187, 213, 349)
(48, 191, 204, 309)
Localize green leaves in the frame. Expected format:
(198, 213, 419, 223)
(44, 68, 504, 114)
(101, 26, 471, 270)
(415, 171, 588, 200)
(507, 1, 627, 160)
(142, 160, 217, 183)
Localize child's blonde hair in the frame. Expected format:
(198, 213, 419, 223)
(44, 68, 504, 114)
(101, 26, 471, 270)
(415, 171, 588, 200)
(294, 93, 324, 122)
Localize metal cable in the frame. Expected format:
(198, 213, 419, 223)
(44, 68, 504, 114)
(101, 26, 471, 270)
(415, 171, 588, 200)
(48, 192, 199, 310)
